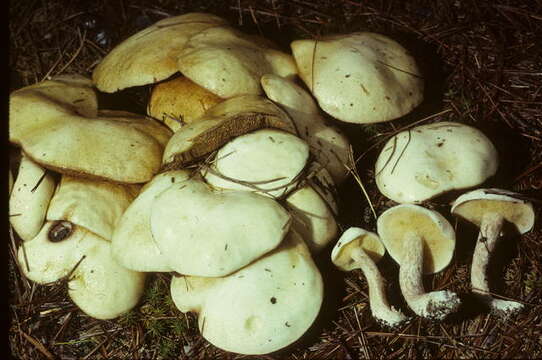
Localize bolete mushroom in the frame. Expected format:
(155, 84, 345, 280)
(451, 188, 535, 317)
(92, 13, 228, 92)
(177, 26, 297, 98)
(170, 230, 323, 355)
(375, 122, 498, 204)
(18, 221, 145, 319)
(147, 76, 222, 132)
(161, 95, 295, 170)
(112, 170, 191, 272)
(10, 155, 56, 241)
(261, 74, 352, 183)
(291, 32, 424, 124)
(150, 178, 291, 277)
(202, 128, 310, 199)
(377, 204, 460, 320)
(332, 227, 410, 328)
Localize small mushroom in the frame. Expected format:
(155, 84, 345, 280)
(291, 32, 423, 124)
(261, 74, 352, 183)
(451, 188, 535, 317)
(161, 95, 295, 170)
(375, 122, 498, 203)
(377, 204, 460, 320)
(46, 175, 140, 241)
(332, 227, 410, 328)
(147, 76, 222, 132)
(10, 155, 56, 241)
(202, 129, 310, 199)
(170, 230, 323, 355)
(10, 78, 172, 183)
(18, 221, 145, 319)
(150, 178, 291, 277)
(177, 26, 297, 98)
(93, 13, 228, 92)
(112, 170, 191, 272)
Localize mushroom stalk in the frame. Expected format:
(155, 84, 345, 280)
(471, 212, 524, 316)
(350, 247, 409, 328)
(399, 231, 460, 320)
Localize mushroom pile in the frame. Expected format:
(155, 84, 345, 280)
(9, 11, 535, 356)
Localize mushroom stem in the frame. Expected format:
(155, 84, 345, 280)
(471, 212, 524, 317)
(399, 231, 460, 320)
(350, 247, 409, 328)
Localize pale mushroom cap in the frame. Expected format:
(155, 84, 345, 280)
(47, 176, 140, 241)
(170, 230, 323, 355)
(9, 75, 98, 143)
(92, 13, 228, 92)
(331, 227, 386, 271)
(261, 74, 352, 183)
(306, 163, 339, 215)
(11, 86, 172, 182)
(375, 122, 498, 203)
(377, 204, 456, 274)
(9, 169, 14, 195)
(285, 181, 338, 253)
(291, 33, 424, 124)
(10, 155, 56, 241)
(147, 76, 223, 132)
(451, 188, 535, 234)
(112, 170, 191, 272)
(203, 129, 310, 198)
(18, 221, 145, 319)
(161, 95, 296, 169)
(150, 179, 291, 277)
(177, 26, 297, 98)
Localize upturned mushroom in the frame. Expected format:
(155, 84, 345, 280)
(170, 230, 323, 355)
(291, 32, 423, 124)
(147, 76, 222, 132)
(18, 221, 145, 319)
(375, 122, 498, 204)
(10, 77, 172, 184)
(10, 155, 56, 241)
(92, 13, 228, 92)
(150, 178, 291, 277)
(261, 74, 352, 183)
(377, 204, 460, 320)
(177, 26, 297, 98)
(451, 188, 535, 317)
(161, 95, 295, 170)
(332, 227, 410, 328)
(202, 128, 310, 199)
(112, 170, 191, 272)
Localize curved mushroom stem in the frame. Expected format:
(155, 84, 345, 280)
(350, 247, 410, 328)
(399, 231, 460, 320)
(471, 212, 524, 317)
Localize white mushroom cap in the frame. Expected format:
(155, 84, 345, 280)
(93, 13, 228, 92)
(291, 33, 423, 124)
(18, 221, 145, 319)
(170, 230, 323, 355)
(377, 204, 456, 274)
(112, 170, 191, 272)
(10, 80, 172, 183)
(46, 176, 140, 241)
(161, 95, 296, 169)
(9, 169, 14, 195)
(285, 172, 338, 253)
(150, 178, 291, 277)
(203, 129, 310, 198)
(10, 155, 56, 241)
(147, 76, 222, 132)
(261, 74, 352, 183)
(177, 26, 297, 98)
(375, 122, 498, 204)
(451, 188, 535, 234)
(331, 227, 385, 271)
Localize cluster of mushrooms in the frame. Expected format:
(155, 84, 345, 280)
(8, 12, 535, 355)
